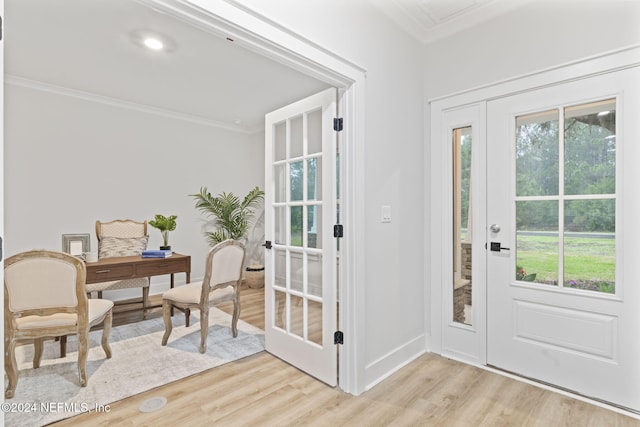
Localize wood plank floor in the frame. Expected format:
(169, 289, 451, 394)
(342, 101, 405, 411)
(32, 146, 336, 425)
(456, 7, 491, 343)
(52, 285, 639, 426)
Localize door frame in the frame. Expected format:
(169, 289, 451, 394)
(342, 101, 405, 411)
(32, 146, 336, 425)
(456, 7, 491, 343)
(142, 0, 367, 394)
(428, 44, 640, 391)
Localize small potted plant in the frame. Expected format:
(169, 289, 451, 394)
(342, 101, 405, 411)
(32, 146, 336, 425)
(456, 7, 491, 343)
(149, 214, 177, 250)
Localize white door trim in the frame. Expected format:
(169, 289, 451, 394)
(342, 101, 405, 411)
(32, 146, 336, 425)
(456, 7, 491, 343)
(143, 0, 368, 394)
(429, 44, 640, 106)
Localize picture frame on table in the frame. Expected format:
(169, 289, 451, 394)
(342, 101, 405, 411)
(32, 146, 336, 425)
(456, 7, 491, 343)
(62, 233, 91, 256)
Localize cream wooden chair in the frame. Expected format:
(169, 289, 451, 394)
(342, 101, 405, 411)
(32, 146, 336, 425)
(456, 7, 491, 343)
(4, 250, 113, 399)
(89, 219, 150, 317)
(161, 240, 245, 353)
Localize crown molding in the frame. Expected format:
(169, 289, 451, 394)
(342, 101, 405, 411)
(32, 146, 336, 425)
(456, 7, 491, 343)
(5, 74, 263, 135)
(372, 0, 534, 45)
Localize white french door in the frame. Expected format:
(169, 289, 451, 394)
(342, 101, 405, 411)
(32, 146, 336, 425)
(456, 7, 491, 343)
(486, 67, 640, 410)
(264, 88, 339, 386)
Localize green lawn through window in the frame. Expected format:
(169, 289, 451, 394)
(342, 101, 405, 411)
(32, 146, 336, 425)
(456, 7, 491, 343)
(516, 234, 615, 292)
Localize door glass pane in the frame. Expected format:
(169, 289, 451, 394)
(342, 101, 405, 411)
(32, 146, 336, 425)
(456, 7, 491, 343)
(516, 200, 559, 286)
(308, 109, 322, 155)
(308, 299, 323, 346)
(290, 161, 303, 201)
(290, 206, 303, 247)
(274, 122, 286, 162)
(274, 163, 286, 203)
(452, 126, 473, 326)
(274, 249, 286, 288)
(564, 199, 615, 293)
(290, 294, 304, 338)
(273, 289, 286, 330)
(514, 99, 616, 294)
(308, 253, 322, 298)
(307, 157, 321, 200)
(290, 115, 303, 159)
(290, 251, 304, 293)
(274, 206, 286, 246)
(307, 206, 321, 249)
(564, 99, 616, 195)
(516, 110, 559, 197)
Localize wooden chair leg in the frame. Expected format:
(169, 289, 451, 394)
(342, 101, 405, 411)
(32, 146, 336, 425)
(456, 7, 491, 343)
(33, 338, 44, 369)
(5, 336, 18, 399)
(185, 308, 191, 327)
(77, 329, 89, 387)
(199, 307, 209, 354)
(60, 335, 67, 358)
(161, 300, 173, 346)
(231, 298, 240, 338)
(100, 311, 113, 359)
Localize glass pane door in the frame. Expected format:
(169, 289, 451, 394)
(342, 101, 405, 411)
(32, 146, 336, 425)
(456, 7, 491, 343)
(264, 88, 338, 386)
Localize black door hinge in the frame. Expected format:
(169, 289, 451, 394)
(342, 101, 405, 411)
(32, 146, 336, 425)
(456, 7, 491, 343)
(334, 330, 343, 345)
(263, 240, 272, 249)
(333, 224, 343, 238)
(333, 117, 343, 132)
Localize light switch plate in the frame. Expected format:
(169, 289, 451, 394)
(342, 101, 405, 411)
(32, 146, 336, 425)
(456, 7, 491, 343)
(381, 205, 391, 223)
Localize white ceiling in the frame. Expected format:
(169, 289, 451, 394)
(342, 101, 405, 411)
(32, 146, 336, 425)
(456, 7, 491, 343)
(5, 0, 528, 132)
(5, 0, 331, 133)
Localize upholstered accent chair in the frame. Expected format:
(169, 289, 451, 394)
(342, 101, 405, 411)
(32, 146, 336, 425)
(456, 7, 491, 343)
(4, 250, 113, 399)
(161, 240, 246, 353)
(88, 219, 150, 317)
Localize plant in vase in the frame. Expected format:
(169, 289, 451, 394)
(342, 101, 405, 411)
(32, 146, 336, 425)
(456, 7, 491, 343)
(149, 214, 177, 251)
(190, 186, 264, 245)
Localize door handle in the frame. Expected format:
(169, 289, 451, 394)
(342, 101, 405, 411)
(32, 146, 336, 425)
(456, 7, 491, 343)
(490, 224, 501, 233)
(490, 242, 510, 252)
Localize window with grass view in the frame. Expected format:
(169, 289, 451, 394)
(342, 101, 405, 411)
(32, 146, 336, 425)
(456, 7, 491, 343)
(515, 99, 616, 293)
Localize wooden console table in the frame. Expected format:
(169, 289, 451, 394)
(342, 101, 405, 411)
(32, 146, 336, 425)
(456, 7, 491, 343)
(85, 253, 191, 322)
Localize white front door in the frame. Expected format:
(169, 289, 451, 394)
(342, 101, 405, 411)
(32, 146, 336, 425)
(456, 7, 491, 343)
(264, 88, 339, 386)
(487, 67, 640, 410)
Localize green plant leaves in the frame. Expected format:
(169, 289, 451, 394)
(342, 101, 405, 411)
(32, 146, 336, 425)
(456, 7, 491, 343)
(149, 214, 177, 246)
(190, 186, 264, 246)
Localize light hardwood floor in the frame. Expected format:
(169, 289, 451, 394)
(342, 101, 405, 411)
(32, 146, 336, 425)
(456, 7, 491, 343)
(52, 285, 639, 426)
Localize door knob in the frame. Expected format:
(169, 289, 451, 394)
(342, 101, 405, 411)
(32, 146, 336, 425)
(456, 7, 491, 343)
(490, 224, 501, 233)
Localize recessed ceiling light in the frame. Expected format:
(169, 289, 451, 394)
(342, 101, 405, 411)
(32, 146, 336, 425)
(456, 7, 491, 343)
(130, 30, 176, 53)
(143, 37, 164, 51)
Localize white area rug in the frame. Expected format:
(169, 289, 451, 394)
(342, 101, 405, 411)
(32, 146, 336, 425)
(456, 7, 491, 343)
(4, 308, 264, 426)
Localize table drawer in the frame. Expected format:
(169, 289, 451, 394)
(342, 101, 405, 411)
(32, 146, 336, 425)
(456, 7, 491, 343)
(86, 264, 134, 283)
(136, 259, 185, 276)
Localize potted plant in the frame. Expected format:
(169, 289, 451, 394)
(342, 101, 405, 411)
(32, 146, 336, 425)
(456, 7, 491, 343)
(149, 214, 177, 250)
(190, 186, 264, 246)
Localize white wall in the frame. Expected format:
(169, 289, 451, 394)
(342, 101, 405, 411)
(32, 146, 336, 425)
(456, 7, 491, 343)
(4, 83, 264, 297)
(423, 0, 640, 100)
(233, 0, 426, 389)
